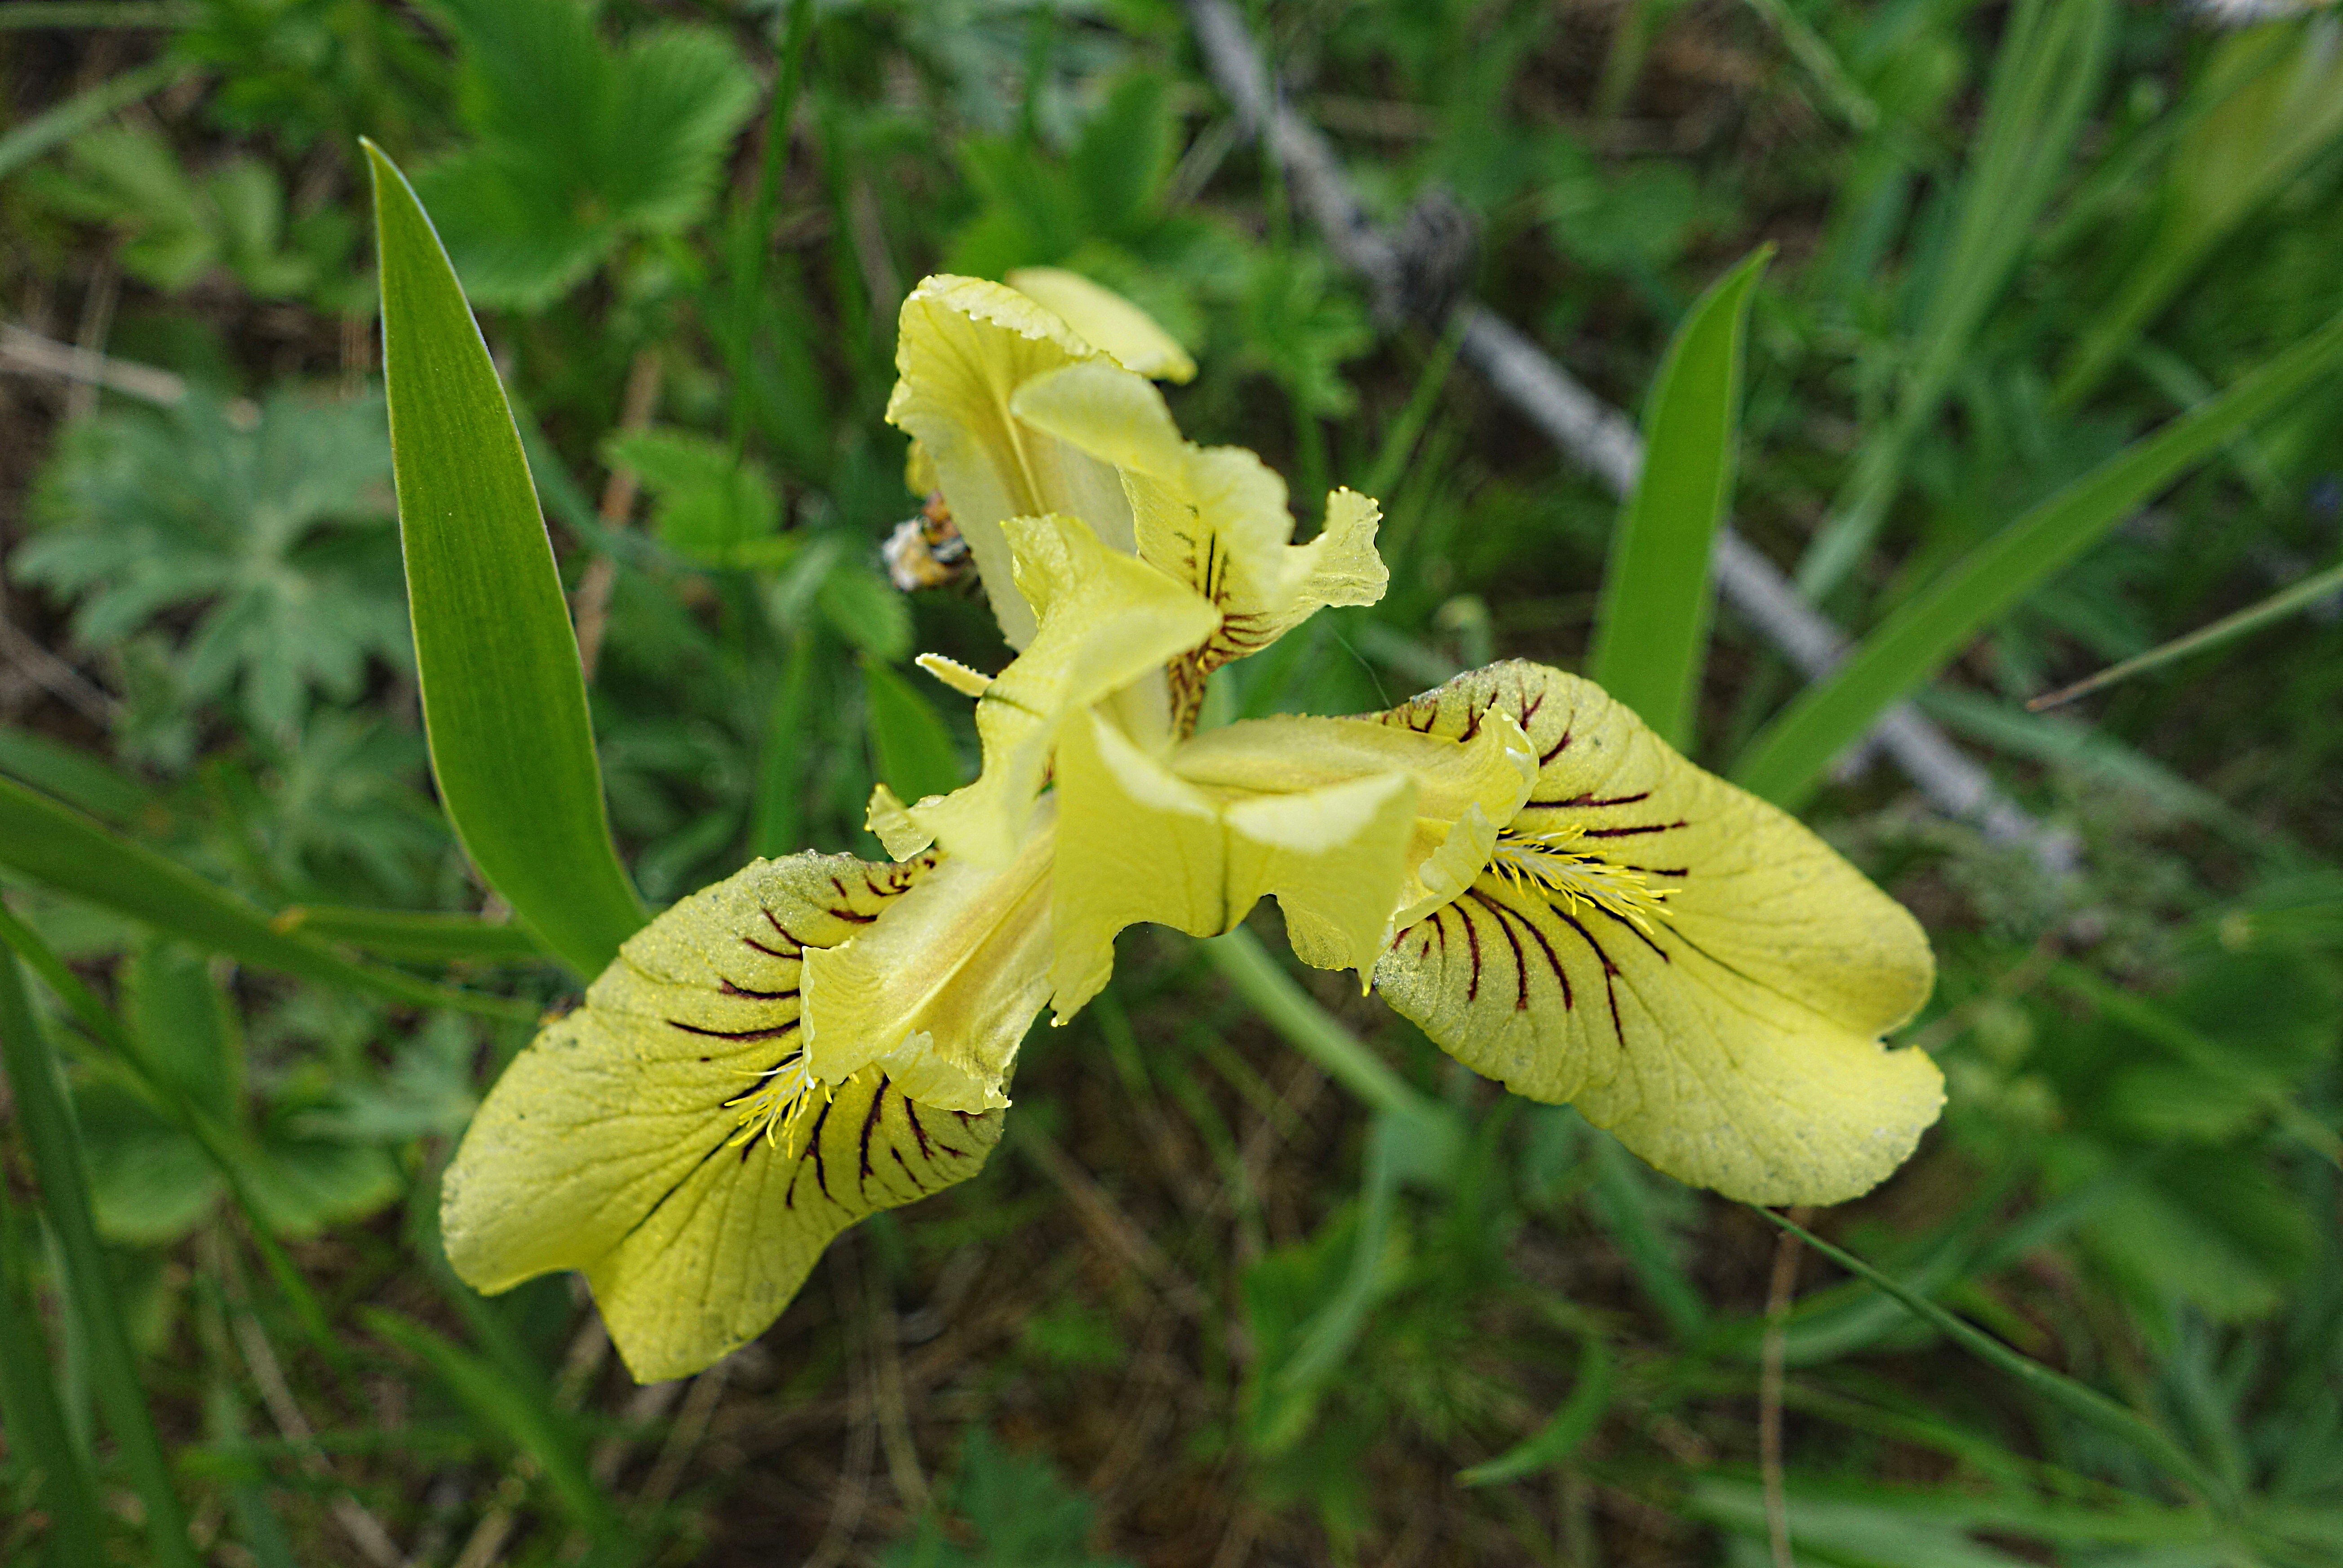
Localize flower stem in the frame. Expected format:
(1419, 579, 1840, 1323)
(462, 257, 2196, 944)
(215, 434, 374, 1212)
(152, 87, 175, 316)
(1200, 928, 1435, 1123)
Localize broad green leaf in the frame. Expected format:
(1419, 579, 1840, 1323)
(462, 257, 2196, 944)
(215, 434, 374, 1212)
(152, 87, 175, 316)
(0, 771, 533, 1021)
(366, 141, 646, 978)
(1586, 245, 1770, 750)
(415, 0, 757, 308)
(862, 657, 966, 805)
(0, 950, 201, 1568)
(602, 426, 780, 566)
(1733, 304, 2343, 810)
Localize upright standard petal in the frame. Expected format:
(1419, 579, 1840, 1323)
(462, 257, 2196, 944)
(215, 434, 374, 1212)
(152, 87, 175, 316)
(909, 513, 1220, 867)
(1367, 662, 1941, 1206)
(1005, 267, 1196, 383)
(885, 276, 1136, 648)
(1050, 710, 1418, 1014)
(1010, 360, 1388, 727)
(439, 851, 1004, 1381)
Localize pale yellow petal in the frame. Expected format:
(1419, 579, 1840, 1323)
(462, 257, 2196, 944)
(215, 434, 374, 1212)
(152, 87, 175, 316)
(1006, 266, 1197, 382)
(800, 817, 1054, 1111)
(1173, 708, 1535, 927)
(915, 651, 993, 698)
(865, 783, 934, 861)
(439, 851, 1003, 1382)
(909, 512, 1220, 867)
(1007, 363, 1389, 724)
(885, 276, 1134, 648)
(1051, 711, 1416, 1014)
(1367, 662, 1942, 1206)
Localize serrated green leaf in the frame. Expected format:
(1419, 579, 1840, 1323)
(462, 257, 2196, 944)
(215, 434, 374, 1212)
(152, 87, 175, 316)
(603, 426, 779, 564)
(367, 140, 645, 979)
(1587, 245, 1769, 750)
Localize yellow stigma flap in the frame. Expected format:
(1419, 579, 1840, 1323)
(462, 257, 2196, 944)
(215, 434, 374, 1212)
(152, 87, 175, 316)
(1010, 360, 1389, 713)
(1051, 709, 1417, 1015)
(885, 276, 1134, 649)
(799, 817, 1055, 1110)
(908, 512, 1220, 868)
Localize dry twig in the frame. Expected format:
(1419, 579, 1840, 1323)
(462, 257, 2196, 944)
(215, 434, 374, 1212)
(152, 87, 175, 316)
(1182, 0, 2078, 876)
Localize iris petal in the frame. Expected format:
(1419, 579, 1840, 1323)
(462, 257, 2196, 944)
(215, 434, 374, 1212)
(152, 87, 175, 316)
(909, 512, 1220, 868)
(1051, 710, 1417, 1014)
(439, 851, 1004, 1381)
(1368, 662, 1942, 1206)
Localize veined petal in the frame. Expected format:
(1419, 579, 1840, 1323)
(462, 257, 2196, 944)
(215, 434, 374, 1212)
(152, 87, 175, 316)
(885, 276, 1134, 648)
(1010, 361, 1389, 726)
(910, 512, 1220, 867)
(439, 852, 1003, 1382)
(1005, 267, 1196, 382)
(1052, 710, 1416, 1016)
(1367, 662, 1942, 1206)
(800, 814, 1054, 1112)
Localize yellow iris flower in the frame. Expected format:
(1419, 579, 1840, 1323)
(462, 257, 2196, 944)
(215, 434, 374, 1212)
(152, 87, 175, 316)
(440, 273, 1940, 1381)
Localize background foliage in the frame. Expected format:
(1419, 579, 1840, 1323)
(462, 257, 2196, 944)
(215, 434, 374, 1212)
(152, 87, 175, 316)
(2, 0, 2341, 1564)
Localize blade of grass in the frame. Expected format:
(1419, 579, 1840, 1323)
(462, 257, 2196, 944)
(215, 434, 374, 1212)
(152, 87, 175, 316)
(0, 55, 189, 182)
(1360, 309, 1467, 504)
(0, 725, 160, 826)
(0, 948, 201, 1568)
(0, 901, 343, 1360)
(1733, 303, 2343, 810)
(268, 905, 553, 965)
(752, 624, 819, 859)
(1458, 1331, 1615, 1485)
(1587, 245, 1770, 750)
(1796, 0, 2113, 599)
(1589, 1130, 1710, 1345)
(2053, 27, 2343, 410)
(0, 1180, 106, 1565)
(0, 772, 536, 1022)
(366, 140, 647, 979)
(1753, 1207, 2235, 1515)
(1199, 927, 1444, 1129)
(2028, 554, 2343, 712)
(363, 1308, 623, 1546)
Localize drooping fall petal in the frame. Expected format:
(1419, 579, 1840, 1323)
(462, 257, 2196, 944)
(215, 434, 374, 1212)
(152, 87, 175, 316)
(1367, 662, 1941, 1206)
(439, 851, 1003, 1382)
